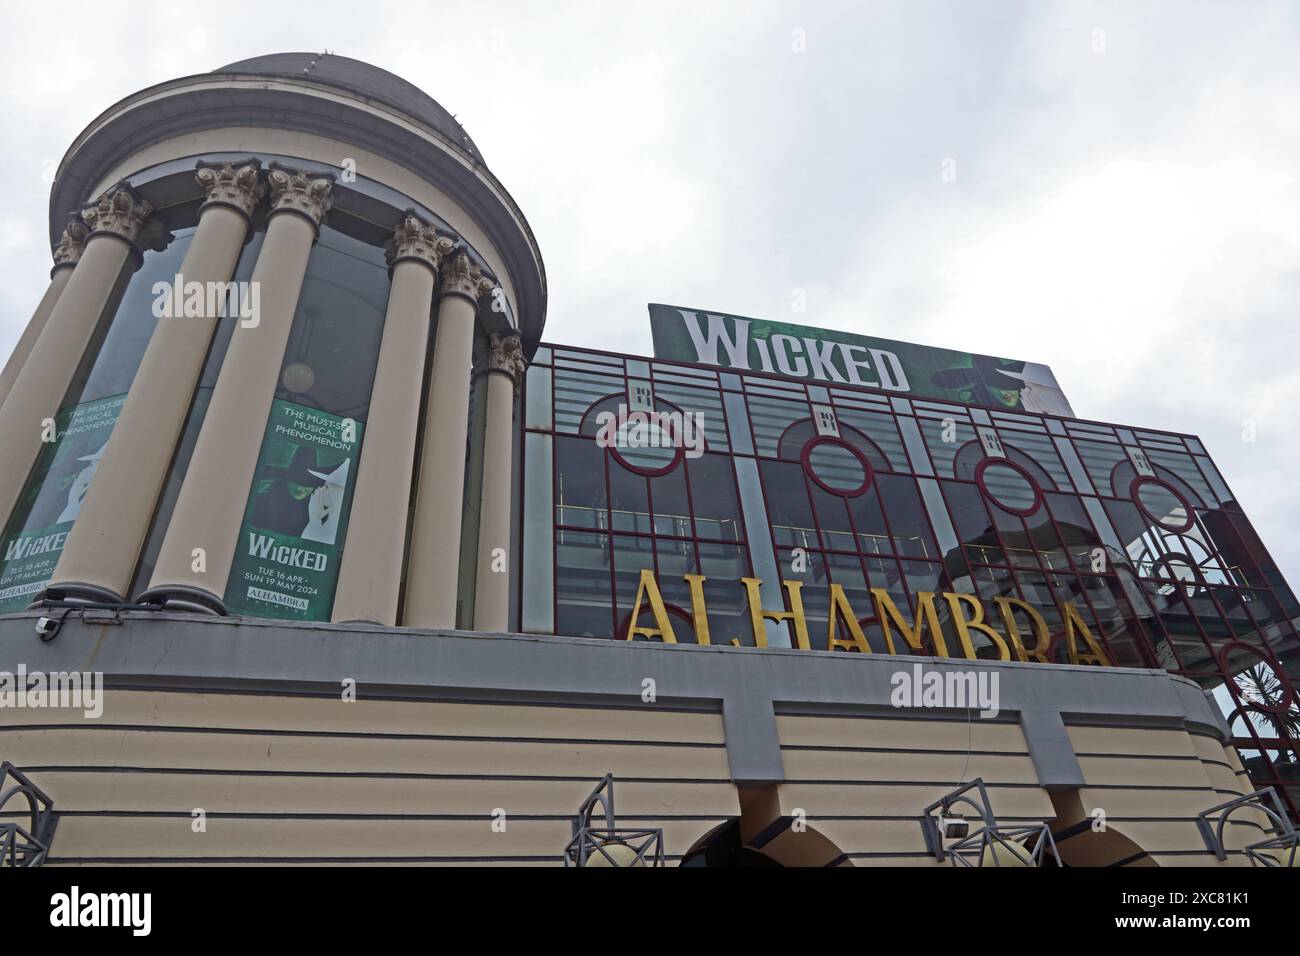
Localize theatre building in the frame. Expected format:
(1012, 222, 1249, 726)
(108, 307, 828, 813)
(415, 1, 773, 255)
(1, 53, 1298, 867)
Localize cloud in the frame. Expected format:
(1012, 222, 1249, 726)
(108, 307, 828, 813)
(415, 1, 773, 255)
(0, 0, 1295, 589)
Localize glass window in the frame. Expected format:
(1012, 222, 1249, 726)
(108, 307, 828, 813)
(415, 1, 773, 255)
(555, 435, 605, 529)
(68, 228, 196, 406)
(524, 365, 552, 430)
(760, 459, 816, 550)
(274, 225, 389, 421)
(1133, 477, 1194, 533)
(875, 475, 937, 559)
(804, 439, 871, 496)
(977, 459, 1041, 515)
(608, 456, 649, 533)
(650, 466, 692, 539)
(941, 479, 1004, 567)
(699, 542, 751, 645)
(555, 529, 612, 638)
(686, 453, 742, 542)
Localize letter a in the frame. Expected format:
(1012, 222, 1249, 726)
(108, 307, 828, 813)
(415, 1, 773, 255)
(1061, 601, 1111, 666)
(625, 569, 677, 643)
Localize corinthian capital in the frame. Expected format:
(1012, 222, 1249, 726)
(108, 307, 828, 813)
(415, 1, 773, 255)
(196, 160, 266, 218)
(439, 249, 496, 302)
(81, 183, 153, 244)
(389, 213, 455, 273)
(487, 333, 527, 383)
(267, 166, 333, 228)
(51, 217, 89, 270)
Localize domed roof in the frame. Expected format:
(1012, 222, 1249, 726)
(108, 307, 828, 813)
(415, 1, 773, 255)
(216, 52, 483, 162)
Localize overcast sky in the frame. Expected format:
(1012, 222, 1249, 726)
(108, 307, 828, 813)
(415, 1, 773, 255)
(0, 0, 1296, 587)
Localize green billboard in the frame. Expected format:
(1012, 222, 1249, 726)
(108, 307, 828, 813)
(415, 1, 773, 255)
(0, 394, 125, 613)
(648, 304, 1074, 416)
(225, 399, 363, 621)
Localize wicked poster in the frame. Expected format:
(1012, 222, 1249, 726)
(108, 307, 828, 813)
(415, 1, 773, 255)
(0, 394, 125, 613)
(224, 399, 363, 621)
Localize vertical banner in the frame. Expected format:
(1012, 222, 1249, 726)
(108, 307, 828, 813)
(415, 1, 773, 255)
(0, 394, 126, 613)
(224, 399, 363, 621)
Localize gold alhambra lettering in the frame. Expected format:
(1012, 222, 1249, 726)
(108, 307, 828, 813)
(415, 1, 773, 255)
(826, 583, 870, 653)
(943, 592, 1011, 661)
(994, 596, 1051, 663)
(740, 577, 811, 649)
(625, 569, 678, 643)
(620, 570, 1113, 667)
(871, 588, 949, 656)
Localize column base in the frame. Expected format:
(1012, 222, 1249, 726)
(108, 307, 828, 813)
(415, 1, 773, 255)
(134, 584, 229, 616)
(39, 581, 126, 606)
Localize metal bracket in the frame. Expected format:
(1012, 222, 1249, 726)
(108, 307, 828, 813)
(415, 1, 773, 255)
(563, 773, 664, 867)
(1197, 788, 1298, 866)
(920, 778, 1060, 867)
(0, 762, 58, 867)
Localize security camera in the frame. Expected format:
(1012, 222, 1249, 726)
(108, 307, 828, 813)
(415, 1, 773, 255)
(941, 814, 970, 840)
(35, 616, 60, 640)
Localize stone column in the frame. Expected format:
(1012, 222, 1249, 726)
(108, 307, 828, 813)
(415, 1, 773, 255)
(331, 214, 454, 626)
(48, 162, 265, 603)
(0, 219, 88, 413)
(472, 333, 525, 632)
(141, 167, 332, 613)
(403, 251, 494, 628)
(0, 184, 152, 532)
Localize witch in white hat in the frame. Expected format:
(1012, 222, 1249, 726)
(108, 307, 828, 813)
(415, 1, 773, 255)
(987, 362, 1074, 417)
(56, 443, 107, 524)
(301, 457, 350, 545)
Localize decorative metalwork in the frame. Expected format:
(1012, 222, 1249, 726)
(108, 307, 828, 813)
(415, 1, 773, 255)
(920, 778, 1060, 867)
(0, 762, 57, 867)
(1197, 787, 1298, 866)
(563, 773, 664, 867)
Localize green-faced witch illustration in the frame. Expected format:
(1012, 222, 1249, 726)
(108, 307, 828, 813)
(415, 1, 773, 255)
(249, 444, 351, 546)
(929, 356, 1072, 415)
(930, 355, 1027, 409)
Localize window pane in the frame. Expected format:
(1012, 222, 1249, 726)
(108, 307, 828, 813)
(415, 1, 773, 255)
(876, 474, 937, 559)
(941, 480, 1004, 567)
(758, 459, 813, 528)
(688, 453, 743, 542)
(650, 466, 692, 538)
(555, 530, 612, 638)
(555, 436, 606, 529)
(275, 225, 389, 420)
(608, 455, 649, 533)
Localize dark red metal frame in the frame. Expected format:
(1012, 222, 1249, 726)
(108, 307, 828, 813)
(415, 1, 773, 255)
(799, 435, 876, 498)
(974, 456, 1045, 518)
(1131, 474, 1198, 534)
(520, 341, 1300, 816)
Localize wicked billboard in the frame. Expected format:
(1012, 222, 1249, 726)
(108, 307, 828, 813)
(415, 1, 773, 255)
(649, 303, 1074, 416)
